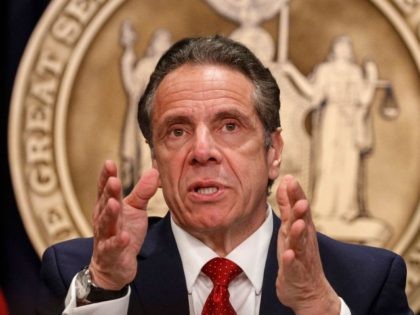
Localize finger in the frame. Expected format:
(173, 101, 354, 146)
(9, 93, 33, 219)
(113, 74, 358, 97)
(281, 248, 296, 268)
(97, 160, 118, 199)
(280, 249, 304, 289)
(93, 161, 119, 221)
(287, 218, 307, 255)
(286, 176, 307, 208)
(277, 175, 294, 223)
(94, 176, 123, 222)
(96, 197, 121, 239)
(292, 199, 316, 241)
(286, 179, 315, 232)
(288, 200, 321, 266)
(277, 176, 310, 258)
(277, 175, 294, 259)
(292, 199, 311, 221)
(124, 168, 160, 210)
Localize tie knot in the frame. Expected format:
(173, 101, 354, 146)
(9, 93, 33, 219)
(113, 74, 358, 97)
(202, 257, 242, 287)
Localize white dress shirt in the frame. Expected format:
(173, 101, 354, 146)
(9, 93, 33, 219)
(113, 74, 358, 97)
(171, 208, 273, 314)
(63, 208, 351, 314)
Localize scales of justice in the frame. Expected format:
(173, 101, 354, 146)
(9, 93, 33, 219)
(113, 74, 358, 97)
(118, 0, 400, 247)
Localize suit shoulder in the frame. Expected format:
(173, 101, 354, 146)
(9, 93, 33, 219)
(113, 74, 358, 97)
(42, 216, 163, 260)
(317, 232, 400, 265)
(148, 216, 164, 229)
(41, 237, 94, 288)
(317, 233, 407, 296)
(41, 216, 164, 275)
(316, 233, 411, 313)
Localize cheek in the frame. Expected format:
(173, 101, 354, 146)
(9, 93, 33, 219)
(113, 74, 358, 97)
(230, 150, 270, 186)
(157, 165, 182, 211)
(155, 153, 185, 194)
(158, 163, 177, 188)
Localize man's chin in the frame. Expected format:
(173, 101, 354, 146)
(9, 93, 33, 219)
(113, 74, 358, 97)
(180, 214, 232, 234)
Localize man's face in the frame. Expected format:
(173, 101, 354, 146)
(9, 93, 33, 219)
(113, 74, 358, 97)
(151, 64, 282, 241)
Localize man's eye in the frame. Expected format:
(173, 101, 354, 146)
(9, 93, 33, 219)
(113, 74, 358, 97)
(171, 129, 184, 137)
(224, 123, 237, 132)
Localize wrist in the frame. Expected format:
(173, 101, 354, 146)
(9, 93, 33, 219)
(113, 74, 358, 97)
(89, 261, 128, 290)
(75, 266, 129, 306)
(294, 290, 340, 315)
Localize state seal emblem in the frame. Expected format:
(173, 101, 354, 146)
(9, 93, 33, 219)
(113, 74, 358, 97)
(8, 0, 420, 310)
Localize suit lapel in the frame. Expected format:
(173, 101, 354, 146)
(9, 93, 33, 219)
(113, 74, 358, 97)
(131, 214, 189, 315)
(131, 212, 293, 314)
(259, 213, 294, 314)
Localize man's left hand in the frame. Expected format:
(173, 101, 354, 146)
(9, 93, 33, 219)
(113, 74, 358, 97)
(275, 175, 340, 315)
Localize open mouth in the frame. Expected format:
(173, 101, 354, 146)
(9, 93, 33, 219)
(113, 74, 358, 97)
(195, 187, 219, 195)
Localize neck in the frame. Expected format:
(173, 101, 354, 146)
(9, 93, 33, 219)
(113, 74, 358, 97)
(186, 209, 267, 257)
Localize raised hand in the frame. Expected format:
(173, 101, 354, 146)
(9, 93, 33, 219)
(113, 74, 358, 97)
(276, 175, 340, 315)
(89, 160, 160, 290)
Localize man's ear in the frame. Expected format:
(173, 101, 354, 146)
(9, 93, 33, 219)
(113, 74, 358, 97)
(267, 127, 283, 181)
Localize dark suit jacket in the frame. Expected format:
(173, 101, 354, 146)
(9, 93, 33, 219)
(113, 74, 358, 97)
(38, 214, 412, 314)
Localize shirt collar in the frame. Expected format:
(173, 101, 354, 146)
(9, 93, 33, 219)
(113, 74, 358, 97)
(171, 206, 273, 295)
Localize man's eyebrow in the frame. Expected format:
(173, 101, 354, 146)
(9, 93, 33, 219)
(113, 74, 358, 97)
(213, 108, 250, 122)
(160, 115, 192, 127)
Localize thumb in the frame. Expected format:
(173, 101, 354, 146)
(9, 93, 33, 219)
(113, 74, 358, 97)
(124, 168, 160, 210)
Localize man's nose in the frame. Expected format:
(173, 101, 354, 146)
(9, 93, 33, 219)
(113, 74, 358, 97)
(189, 126, 222, 165)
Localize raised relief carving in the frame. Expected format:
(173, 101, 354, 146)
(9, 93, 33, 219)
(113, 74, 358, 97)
(119, 22, 171, 213)
(205, 0, 288, 62)
(204, 0, 403, 247)
(205, 0, 313, 195)
(8, 0, 419, 310)
(283, 36, 394, 246)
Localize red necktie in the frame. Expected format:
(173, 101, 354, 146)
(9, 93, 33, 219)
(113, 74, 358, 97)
(201, 257, 243, 315)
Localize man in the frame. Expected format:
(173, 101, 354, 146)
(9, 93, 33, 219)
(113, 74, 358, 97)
(39, 36, 412, 315)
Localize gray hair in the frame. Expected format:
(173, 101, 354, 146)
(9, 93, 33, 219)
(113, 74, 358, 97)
(138, 35, 281, 148)
(138, 36, 281, 192)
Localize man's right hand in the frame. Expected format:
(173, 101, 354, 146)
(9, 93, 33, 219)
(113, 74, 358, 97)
(89, 160, 160, 290)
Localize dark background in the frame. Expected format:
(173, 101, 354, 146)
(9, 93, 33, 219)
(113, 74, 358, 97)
(2, 1, 50, 314)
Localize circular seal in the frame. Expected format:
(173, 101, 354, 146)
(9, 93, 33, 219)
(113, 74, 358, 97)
(8, 0, 420, 309)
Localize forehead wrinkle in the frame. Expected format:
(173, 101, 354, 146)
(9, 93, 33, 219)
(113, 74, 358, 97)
(153, 64, 257, 124)
(157, 81, 253, 103)
(155, 88, 253, 119)
(157, 65, 254, 97)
